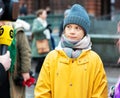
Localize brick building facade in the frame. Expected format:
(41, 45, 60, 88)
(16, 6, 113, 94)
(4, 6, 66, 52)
(18, 0, 120, 18)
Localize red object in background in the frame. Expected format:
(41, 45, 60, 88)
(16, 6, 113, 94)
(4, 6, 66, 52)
(22, 77, 36, 87)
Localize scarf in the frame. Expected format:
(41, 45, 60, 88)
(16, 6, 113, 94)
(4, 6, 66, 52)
(8, 30, 17, 73)
(37, 17, 50, 39)
(56, 35, 92, 58)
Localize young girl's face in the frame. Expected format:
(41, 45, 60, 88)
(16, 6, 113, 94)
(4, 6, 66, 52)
(64, 24, 85, 41)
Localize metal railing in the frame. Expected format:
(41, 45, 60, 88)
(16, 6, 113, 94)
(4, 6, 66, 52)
(22, 14, 120, 66)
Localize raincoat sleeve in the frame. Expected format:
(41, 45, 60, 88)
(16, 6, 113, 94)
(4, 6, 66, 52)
(34, 52, 52, 98)
(92, 57, 108, 98)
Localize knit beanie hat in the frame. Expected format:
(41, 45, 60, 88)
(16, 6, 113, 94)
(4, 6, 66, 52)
(63, 4, 90, 34)
(64, 9, 70, 17)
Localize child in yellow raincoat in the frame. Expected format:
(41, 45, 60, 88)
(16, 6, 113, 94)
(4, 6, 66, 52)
(34, 4, 108, 98)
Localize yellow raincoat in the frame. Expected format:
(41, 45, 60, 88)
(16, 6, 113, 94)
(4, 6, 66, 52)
(35, 50, 108, 98)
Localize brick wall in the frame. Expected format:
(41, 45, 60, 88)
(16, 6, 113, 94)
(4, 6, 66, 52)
(18, 0, 119, 18)
(115, 0, 120, 11)
(19, 0, 34, 15)
(85, 0, 101, 17)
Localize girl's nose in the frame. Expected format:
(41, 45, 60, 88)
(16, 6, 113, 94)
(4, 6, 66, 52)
(69, 28, 76, 34)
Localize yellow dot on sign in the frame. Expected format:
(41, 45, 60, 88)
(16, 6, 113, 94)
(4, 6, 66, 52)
(56, 72, 59, 76)
(69, 83, 72, 86)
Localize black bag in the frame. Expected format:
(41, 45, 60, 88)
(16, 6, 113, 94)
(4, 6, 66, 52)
(36, 39, 50, 54)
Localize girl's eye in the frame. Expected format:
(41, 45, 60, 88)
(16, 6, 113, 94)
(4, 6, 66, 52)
(76, 26, 81, 30)
(66, 25, 71, 28)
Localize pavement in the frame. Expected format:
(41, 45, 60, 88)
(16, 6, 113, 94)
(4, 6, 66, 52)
(25, 63, 120, 98)
(105, 66, 120, 88)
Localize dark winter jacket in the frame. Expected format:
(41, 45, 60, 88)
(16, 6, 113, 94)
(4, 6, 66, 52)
(0, 63, 6, 84)
(0, 63, 10, 98)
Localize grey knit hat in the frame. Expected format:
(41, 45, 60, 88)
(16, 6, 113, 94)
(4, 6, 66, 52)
(64, 9, 70, 17)
(63, 4, 90, 34)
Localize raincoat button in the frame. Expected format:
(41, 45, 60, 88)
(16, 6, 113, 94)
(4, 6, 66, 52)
(72, 60, 74, 63)
(69, 83, 72, 86)
(56, 72, 59, 76)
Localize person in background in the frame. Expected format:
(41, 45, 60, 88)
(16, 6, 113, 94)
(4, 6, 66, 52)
(116, 21, 120, 64)
(46, 6, 52, 15)
(9, 19, 31, 98)
(0, 51, 11, 98)
(0, 1, 31, 97)
(45, 6, 55, 49)
(31, 9, 53, 80)
(19, 3, 28, 16)
(0, 21, 11, 98)
(34, 4, 108, 98)
(0, 19, 31, 98)
(108, 21, 120, 98)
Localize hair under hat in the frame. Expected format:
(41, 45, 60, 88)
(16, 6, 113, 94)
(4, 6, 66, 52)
(63, 4, 90, 34)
